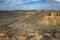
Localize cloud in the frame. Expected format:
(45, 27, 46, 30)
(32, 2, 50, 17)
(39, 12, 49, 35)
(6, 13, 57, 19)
(19, 2, 60, 10)
(0, 0, 60, 10)
(0, 0, 6, 4)
(49, 0, 60, 2)
(0, 0, 40, 4)
(54, 0, 60, 2)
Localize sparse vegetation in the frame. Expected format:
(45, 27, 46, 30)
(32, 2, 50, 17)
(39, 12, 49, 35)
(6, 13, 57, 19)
(0, 10, 60, 40)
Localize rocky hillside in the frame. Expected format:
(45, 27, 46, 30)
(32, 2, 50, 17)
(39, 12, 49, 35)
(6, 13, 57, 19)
(0, 10, 60, 31)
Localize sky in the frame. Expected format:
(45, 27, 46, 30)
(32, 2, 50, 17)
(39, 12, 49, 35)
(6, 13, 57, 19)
(0, 0, 60, 10)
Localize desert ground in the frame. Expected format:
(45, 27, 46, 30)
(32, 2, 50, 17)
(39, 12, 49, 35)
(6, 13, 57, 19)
(0, 10, 60, 40)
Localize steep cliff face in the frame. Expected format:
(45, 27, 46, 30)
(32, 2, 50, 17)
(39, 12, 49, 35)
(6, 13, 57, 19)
(55, 16, 60, 25)
(39, 16, 56, 26)
(38, 13, 60, 26)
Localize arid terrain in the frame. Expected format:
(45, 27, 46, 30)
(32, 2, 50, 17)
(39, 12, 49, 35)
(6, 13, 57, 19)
(0, 10, 60, 40)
